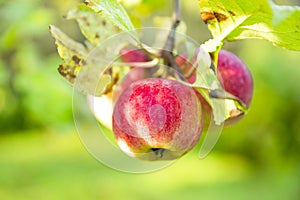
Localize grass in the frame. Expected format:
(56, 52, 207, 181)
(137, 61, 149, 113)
(0, 129, 299, 200)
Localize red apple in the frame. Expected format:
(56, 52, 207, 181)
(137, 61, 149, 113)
(176, 49, 253, 125)
(217, 50, 253, 107)
(120, 48, 150, 63)
(112, 78, 203, 160)
(175, 49, 253, 106)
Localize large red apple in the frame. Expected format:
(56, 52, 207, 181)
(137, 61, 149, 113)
(112, 78, 203, 160)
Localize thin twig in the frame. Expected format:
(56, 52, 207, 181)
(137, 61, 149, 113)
(159, 0, 185, 80)
(114, 58, 160, 68)
(163, 0, 181, 52)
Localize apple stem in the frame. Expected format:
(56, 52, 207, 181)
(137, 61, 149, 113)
(152, 148, 165, 158)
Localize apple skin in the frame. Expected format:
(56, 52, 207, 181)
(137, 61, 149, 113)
(112, 78, 203, 161)
(87, 93, 114, 129)
(217, 50, 253, 107)
(120, 48, 150, 63)
(216, 50, 253, 125)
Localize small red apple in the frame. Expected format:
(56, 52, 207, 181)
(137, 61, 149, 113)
(176, 49, 253, 125)
(112, 78, 203, 160)
(120, 48, 150, 63)
(216, 50, 253, 124)
(217, 50, 253, 107)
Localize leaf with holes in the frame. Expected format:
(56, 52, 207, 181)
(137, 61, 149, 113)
(67, 4, 120, 46)
(49, 25, 88, 84)
(50, 1, 137, 96)
(50, 25, 113, 95)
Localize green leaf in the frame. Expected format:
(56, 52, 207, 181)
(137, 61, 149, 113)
(85, 0, 138, 40)
(49, 25, 88, 84)
(184, 46, 226, 124)
(192, 46, 220, 90)
(67, 4, 120, 45)
(199, 0, 300, 51)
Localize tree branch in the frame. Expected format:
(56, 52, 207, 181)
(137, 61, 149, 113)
(159, 0, 185, 80)
(163, 0, 181, 52)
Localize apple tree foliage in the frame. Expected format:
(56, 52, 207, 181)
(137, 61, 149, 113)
(50, 0, 300, 124)
(50, 0, 300, 155)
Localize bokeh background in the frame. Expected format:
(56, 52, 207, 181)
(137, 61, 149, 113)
(1, 0, 300, 199)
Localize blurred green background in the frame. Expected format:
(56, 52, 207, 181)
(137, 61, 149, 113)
(1, 0, 300, 199)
